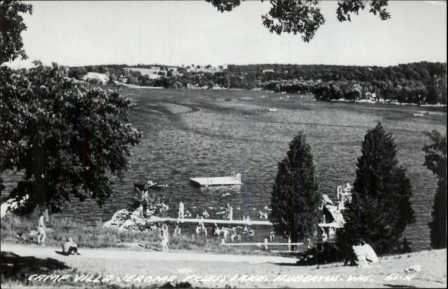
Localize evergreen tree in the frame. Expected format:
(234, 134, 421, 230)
(336, 123, 415, 255)
(270, 132, 321, 245)
(423, 130, 447, 249)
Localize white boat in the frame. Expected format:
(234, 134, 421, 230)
(190, 173, 242, 187)
(413, 111, 426, 117)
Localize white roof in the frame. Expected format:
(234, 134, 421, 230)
(82, 72, 109, 84)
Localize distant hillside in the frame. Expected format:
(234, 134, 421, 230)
(67, 62, 447, 105)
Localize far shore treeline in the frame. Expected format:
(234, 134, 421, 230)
(68, 62, 447, 105)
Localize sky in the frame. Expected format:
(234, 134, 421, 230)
(9, 0, 447, 67)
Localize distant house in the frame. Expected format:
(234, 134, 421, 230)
(125, 66, 166, 80)
(118, 75, 128, 83)
(82, 72, 109, 85)
(365, 91, 377, 100)
(186, 65, 221, 74)
(262, 69, 275, 74)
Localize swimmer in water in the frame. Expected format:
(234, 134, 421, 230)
(178, 201, 184, 219)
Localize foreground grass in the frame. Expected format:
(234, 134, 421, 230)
(1, 215, 262, 288)
(0, 215, 267, 255)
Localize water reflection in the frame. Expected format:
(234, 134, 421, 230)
(197, 185, 242, 195)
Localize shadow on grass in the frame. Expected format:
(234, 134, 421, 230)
(272, 262, 300, 267)
(1, 251, 70, 281)
(383, 284, 417, 288)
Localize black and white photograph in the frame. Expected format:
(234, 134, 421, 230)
(0, 0, 446, 288)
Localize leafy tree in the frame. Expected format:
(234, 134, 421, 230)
(336, 123, 415, 255)
(67, 66, 88, 80)
(207, 0, 390, 42)
(0, 0, 32, 64)
(270, 132, 321, 245)
(0, 63, 142, 213)
(423, 130, 447, 249)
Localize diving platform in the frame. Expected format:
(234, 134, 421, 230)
(190, 173, 242, 187)
(147, 216, 272, 226)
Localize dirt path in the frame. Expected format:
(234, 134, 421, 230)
(1, 242, 446, 288)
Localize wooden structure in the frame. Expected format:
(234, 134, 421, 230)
(147, 216, 272, 226)
(190, 173, 242, 187)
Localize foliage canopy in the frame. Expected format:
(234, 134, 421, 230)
(0, 0, 32, 64)
(207, 0, 390, 42)
(0, 63, 142, 212)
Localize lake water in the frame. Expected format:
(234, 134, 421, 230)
(5, 88, 446, 251)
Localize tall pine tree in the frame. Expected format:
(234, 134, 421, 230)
(337, 123, 415, 255)
(270, 132, 321, 244)
(423, 130, 447, 249)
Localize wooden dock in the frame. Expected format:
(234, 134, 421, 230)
(147, 216, 272, 226)
(222, 242, 303, 246)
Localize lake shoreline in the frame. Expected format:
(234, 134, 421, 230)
(117, 83, 447, 109)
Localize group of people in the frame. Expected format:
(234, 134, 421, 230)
(178, 198, 272, 224)
(178, 202, 233, 220)
(213, 224, 256, 243)
(136, 181, 170, 218)
(135, 182, 277, 250)
(177, 201, 193, 219)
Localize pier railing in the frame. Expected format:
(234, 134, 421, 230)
(147, 216, 272, 226)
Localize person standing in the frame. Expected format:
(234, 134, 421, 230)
(160, 199, 169, 217)
(160, 224, 169, 252)
(173, 223, 182, 237)
(343, 182, 353, 203)
(37, 211, 46, 245)
(226, 203, 233, 220)
(200, 220, 207, 237)
(141, 187, 149, 218)
(178, 201, 185, 219)
(269, 231, 275, 242)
